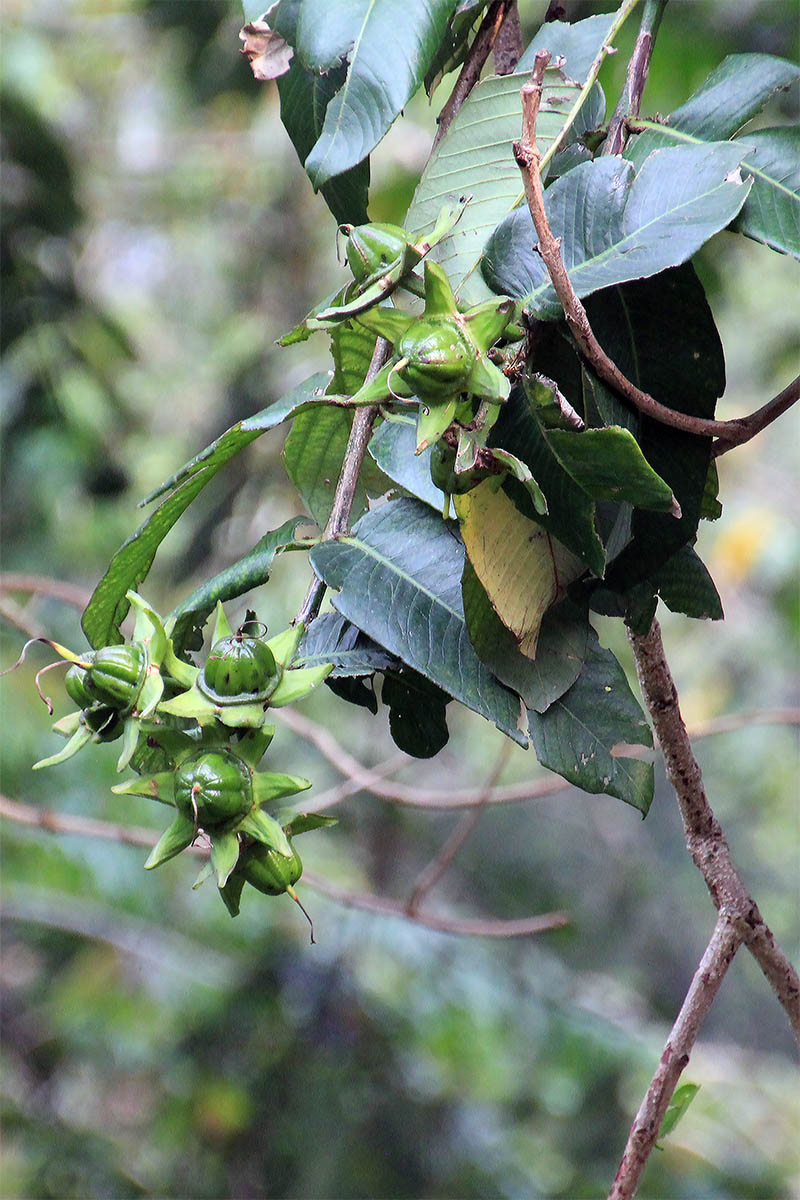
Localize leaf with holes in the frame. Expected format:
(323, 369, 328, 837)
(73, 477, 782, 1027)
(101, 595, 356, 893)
(527, 632, 654, 814)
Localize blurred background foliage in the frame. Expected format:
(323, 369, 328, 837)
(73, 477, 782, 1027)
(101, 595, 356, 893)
(1, 1, 798, 1197)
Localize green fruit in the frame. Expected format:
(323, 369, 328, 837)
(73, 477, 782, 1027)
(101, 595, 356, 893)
(198, 634, 280, 704)
(84, 645, 147, 711)
(174, 749, 253, 829)
(398, 318, 475, 403)
(65, 664, 94, 709)
(237, 841, 303, 896)
(344, 222, 410, 283)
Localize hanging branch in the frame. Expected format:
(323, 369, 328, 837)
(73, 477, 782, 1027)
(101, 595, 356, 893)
(433, 0, 514, 149)
(294, 338, 389, 627)
(628, 620, 800, 1039)
(602, 0, 667, 157)
(609, 914, 741, 1200)
(513, 51, 799, 452)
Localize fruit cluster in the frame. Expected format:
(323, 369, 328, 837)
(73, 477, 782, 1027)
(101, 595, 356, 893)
(23, 593, 334, 925)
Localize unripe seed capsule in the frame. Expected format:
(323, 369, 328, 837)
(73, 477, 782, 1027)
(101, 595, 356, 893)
(174, 749, 254, 829)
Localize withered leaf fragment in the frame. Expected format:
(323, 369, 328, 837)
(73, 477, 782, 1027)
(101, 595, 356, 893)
(239, 19, 293, 81)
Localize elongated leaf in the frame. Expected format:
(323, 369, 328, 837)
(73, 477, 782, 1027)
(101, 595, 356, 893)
(81, 375, 332, 647)
(288, 0, 458, 188)
(490, 386, 606, 575)
(627, 53, 800, 158)
(545, 427, 677, 512)
(731, 128, 800, 257)
(310, 498, 527, 743)
(368, 417, 447, 510)
(82, 465, 217, 648)
(516, 13, 618, 80)
(455, 480, 583, 657)
(483, 145, 751, 315)
(405, 67, 582, 304)
(657, 1083, 700, 1143)
(586, 267, 724, 590)
(168, 517, 308, 656)
(462, 559, 588, 713)
(277, 57, 369, 225)
(406, 13, 621, 303)
(528, 632, 654, 814)
(625, 54, 800, 258)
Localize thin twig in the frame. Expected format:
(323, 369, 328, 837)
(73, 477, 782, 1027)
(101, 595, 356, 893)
(628, 619, 800, 1041)
(514, 53, 799, 452)
(492, 0, 522, 75)
(294, 338, 389, 626)
(433, 0, 512, 150)
(406, 741, 512, 915)
(300, 869, 569, 939)
(602, 0, 666, 157)
(0, 595, 46, 640)
(538, 0, 642, 174)
(609, 913, 741, 1200)
(0, 574, 92, 608)
(273, 704, 800, 812)
(0, 794, 567, 941)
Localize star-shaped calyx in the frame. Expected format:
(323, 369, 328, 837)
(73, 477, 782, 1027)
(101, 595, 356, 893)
(31, 591, 170, 773)
(342, 261, 518, 451)
(158, 603, 332, 729)
(112, 725, 318, 890)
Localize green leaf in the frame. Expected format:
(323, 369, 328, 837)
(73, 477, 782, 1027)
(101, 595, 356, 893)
(277, 56, 370, 225)
(368, 417, 447, 511)
(527, 632, 654, 814)
(731, 128, 800, 258)
(585, 268, 724, 590)
(310, 498, 527, 743)
(169, 517, 308, 656)
(296, 612, 397, 676)
(700, 461, 722, 522)
(280, 812, 338, 837)
(382, 671, 450, 759)
(144, 813, 196, 870)
(139, 373, 331, 508)
(545, 427, 677, 512)
(462, 559, 588, 713)
(651, 545, 723, 621)
(424, 0, 491, 97)
(82, 374, 337, 647)
(490, 387, 606, 575)
(289, 0, 458, 188)
(405, 66, 583, 303)
(284, 407, 382, 529)
(627, 53, 800, 156)
(625, 54, 800, 258)
(516, 13, 618, 79)
(482, 145, 751, 315)
(210, 832, 240, 888)
(657, 1083, 700, 1144)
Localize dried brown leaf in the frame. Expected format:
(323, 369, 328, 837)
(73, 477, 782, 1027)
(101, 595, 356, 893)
(239, 19, 293, 82)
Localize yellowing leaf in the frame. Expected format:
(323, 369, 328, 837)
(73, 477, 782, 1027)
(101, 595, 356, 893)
(455, 483, 583, 658)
